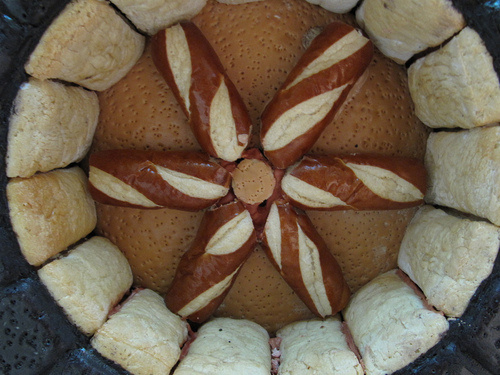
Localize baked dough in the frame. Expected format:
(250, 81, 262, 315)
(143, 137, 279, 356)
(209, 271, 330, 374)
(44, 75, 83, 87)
(409, 27, 500, 129)
(92, 289, 188, 375)
(110, 0, 207, 35)
(6, 78, 99, 178)
(217, 0, 264, 4)
(398, 205, 500, 317)
(174, 317, 271, 375)
(425, 126, 500, 226)
(38, 236, 133, 336)
(25, 0, 145, 91)
(305, 0, 359, 13)
(356, 0, 465, 64)
(276, 316, 363, 375)
(7, 167, 97, 266)
(343, 270, 449, 375)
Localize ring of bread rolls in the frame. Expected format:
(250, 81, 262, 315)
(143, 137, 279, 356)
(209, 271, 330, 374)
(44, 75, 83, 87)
(1, 0, 499, 374)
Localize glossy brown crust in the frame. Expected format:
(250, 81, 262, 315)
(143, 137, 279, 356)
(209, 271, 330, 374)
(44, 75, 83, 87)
(151, 21, 252, 160)
(262, 200, 350, 317)
(165, 201, 257, 323)
(285, 154, 427, 211)
(261, 21, 373, 169)
(89, 149, 231, 211)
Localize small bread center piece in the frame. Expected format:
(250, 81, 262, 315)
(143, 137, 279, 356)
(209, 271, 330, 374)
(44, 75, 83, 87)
(232, 159, 276, 205)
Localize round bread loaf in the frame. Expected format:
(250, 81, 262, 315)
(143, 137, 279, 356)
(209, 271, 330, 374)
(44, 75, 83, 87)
(93, 0, 429, 332)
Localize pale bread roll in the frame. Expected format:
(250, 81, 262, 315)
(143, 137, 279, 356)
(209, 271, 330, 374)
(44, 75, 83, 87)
(174, 317, 271, 375)
(425, 126, 500, 226)
(38, 236, 133, 335)
(398, 205, 500, 317)
(94, 0, 429, 332)
(95, 204, 204, 295)
(25, 0, 145, 91)
(217, 0, 263, 4)
(7, 167, 97, 266)
(7, 78, 99, 178)
(311, 49, 429, 159)
(91, 41, 200, 153)
(343, 270, 449, 375)
(356, 0, 465, 64)
(305, 0, 359, 14)
(276, 316, 363, 375)
(92, 289, 188, 375)
(193, 0, 356, 147)
(409, 27, 500, 129)
(215, 245, 317, 332)
(110, 0, 207, 35)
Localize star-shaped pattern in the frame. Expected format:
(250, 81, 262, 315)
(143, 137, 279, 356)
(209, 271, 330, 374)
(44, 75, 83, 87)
(88, 20, 426, 324)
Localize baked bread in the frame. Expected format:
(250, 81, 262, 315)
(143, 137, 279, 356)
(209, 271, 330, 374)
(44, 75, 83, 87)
(91, 288, 188, 375)
(151, 21, 252, 162)
(305, 0, 359, 13)
(408, 27, 500, 129)
(25, 0, 145, 91)
(109, 0, 207, 35)
(6, 78, 99, 178)
(7, 166, 97, 266)
(398, 205, 500, 317)
(275, 316, 362, 374)
(425, 125, 500, 226)
(259, 21, 373, 168)
(94, 0, 429, 332)
(216, 0, 264, 3)
(165, 201, 257, 323)
(281, 154, 426, 211)
(262, 200, 351, 318)
(6, 0, 500, 374)
(343, 270, 449, 374)
(88, 149, 231, 210)
(174, 317, 271, 375)
(38, 236, 133, 335)
(356, 0, 465, 64)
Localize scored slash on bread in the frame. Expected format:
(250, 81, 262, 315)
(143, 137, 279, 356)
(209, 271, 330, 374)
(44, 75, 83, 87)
(260, 21, 374, 169)
(262, 200, 351, 318)
(151, 21, 252, 162)
(275, 316, 363, 374)
(88, 149, 231, 211)
(38, 237, 133, 336)
(87, 11, 428, 328)
(7, 167, 97, 266)
(91, 289, 189, 375)
(425, 126, 500, 226)
(282, 154, 427, 211)
(173, 317, 271, 375)
(344, 270, 449, 375)
(165, 201, 257, 323)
